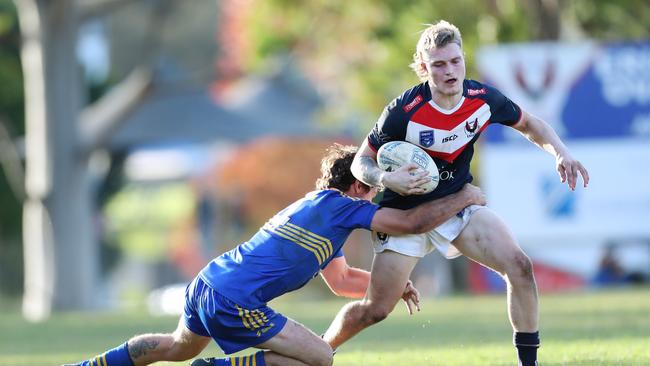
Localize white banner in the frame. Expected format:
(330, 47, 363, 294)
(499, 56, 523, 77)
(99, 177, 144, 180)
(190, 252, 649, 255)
(477, 41, 650, 142)
(476, 41, 650, 276)
(481, 139, 650, 239)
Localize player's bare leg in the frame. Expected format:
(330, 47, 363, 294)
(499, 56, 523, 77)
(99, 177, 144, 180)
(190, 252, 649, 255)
(126, 317, 211, 365)
(452, 207, 540, 365)
(66, 317, 211, 366)
(452, 208, 538, 330)
(192, 319, 333, 366)
(257, 320, 334, 366)
(322, 250, 419, 349)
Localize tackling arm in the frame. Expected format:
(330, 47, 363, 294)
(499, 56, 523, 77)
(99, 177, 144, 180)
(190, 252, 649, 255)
(512, 110, 590, 190)
(371, 183, 486, 235)
(320, 256, 370, 298)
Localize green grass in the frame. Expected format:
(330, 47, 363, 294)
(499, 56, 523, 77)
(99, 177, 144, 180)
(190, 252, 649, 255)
(1, 287, 648, 365)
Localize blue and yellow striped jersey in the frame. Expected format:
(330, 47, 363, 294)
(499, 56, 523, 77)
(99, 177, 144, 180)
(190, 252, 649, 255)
(198, 189, 378, 308)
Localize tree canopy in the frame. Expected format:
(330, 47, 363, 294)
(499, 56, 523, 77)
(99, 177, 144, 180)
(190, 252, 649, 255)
(0, 0, 24, 296)
(241, 0, 650, 134)
(0, 0, 648, 297)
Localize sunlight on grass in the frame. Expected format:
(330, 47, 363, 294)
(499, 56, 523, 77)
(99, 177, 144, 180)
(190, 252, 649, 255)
(0, 288, 648, 366)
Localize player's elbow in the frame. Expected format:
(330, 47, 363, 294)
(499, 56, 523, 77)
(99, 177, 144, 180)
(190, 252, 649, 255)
(360, 303, 392, 325)
(350, 155, 364, 179)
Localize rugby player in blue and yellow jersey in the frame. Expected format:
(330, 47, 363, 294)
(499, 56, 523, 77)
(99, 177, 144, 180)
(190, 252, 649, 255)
(65, 144, 485, 366)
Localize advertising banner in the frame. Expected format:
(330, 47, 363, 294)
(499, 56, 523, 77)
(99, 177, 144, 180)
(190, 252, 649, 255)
(477, 41, 650, 142)
(475, 41, 650, 282)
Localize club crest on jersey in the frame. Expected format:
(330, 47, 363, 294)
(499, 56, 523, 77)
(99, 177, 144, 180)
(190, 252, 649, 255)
(465, 118, 478, 138)
(419, 130, 435, 147)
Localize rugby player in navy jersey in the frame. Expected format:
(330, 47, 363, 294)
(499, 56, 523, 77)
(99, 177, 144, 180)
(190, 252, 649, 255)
(322, 21, 589, 366)
(65, 144, 485, 366)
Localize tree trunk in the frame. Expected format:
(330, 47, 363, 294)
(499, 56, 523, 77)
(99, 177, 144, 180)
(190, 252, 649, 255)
(15, 0, 98, 321)
(525, 0, 562, 40)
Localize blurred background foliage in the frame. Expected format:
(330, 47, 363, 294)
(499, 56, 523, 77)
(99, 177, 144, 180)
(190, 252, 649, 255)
(216, 137, 354, 228)
(105, 182, 196, 261)
(0, 0, 23, 297)
(0, 0, 649, 298)
(243, 0, 650, 133)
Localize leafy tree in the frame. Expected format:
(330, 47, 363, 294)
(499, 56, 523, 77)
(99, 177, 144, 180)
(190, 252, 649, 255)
(568, 0, 650, 40)
(0, 0, 24, 296)
(216, 137, 353, 229)
(0, 0, 23, 128)
(242, 0, 650, 133)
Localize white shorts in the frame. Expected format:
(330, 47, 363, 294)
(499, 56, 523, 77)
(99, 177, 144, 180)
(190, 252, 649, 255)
(372, 204, 485, 259)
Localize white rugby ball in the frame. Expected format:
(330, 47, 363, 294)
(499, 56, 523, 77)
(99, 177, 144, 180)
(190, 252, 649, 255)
(377, 141, 439, 193)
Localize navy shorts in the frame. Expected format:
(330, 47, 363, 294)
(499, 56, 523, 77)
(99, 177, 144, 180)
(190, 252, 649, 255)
(183, 276, 288, 354)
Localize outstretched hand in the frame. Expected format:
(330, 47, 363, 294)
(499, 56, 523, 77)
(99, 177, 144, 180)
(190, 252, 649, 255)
(401, 280, 421, 315)
(556, 154, 589, 190)
(382, 163, 431, 196)
(461, 183, 487, 206)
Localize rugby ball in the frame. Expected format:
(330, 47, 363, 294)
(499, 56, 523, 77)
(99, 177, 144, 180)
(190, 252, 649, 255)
(377, 141, 439, 193)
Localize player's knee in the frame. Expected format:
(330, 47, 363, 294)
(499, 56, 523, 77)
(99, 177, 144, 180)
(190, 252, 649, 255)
(318, 351, 334, 366)
(311, 342, 334, 366)
(165, 344, 195, 361)
(165, 337, 203, 361)
(506, 252, 535, 283)
(361, 303, 392, 325)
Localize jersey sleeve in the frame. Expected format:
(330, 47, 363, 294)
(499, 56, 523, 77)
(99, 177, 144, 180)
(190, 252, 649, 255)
(366, 102, 405, 151)
(320, 248, 344, 271)
(328, 194, 379, 231)
(483, 84, 522, 126)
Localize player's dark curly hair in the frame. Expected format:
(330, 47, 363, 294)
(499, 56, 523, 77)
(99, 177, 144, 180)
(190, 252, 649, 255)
(316, 143, 366, 191)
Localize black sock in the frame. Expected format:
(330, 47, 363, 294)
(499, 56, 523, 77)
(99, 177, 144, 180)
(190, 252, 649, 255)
(514, 331, 540, 366)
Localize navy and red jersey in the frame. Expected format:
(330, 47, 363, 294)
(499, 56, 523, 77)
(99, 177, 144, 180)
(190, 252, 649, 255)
(367, 79, 522, 209)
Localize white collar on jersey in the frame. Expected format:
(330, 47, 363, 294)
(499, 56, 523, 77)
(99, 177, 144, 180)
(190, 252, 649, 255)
(428, 96, 466, 115)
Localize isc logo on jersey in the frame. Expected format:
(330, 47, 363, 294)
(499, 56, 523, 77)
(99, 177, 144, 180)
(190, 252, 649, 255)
(377, 141, 440, 193)
(442, 134, 458, 143)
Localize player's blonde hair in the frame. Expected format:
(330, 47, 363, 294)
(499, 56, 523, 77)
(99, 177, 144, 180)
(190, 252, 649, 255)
(410, 20, 463, 82)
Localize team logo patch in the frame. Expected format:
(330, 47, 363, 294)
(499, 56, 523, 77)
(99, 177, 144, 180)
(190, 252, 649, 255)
(465, 118, 478, 137)
(419, 130, 435, 147)
(376, 232, 389, 244)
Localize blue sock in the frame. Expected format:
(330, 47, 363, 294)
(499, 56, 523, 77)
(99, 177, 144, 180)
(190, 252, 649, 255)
(514, 331, 540, 366)
(81, 342, 134, 366)
(213, 351, 265, 366)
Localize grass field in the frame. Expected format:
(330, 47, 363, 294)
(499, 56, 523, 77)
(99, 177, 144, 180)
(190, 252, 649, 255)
(1, 287, 648, 366)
